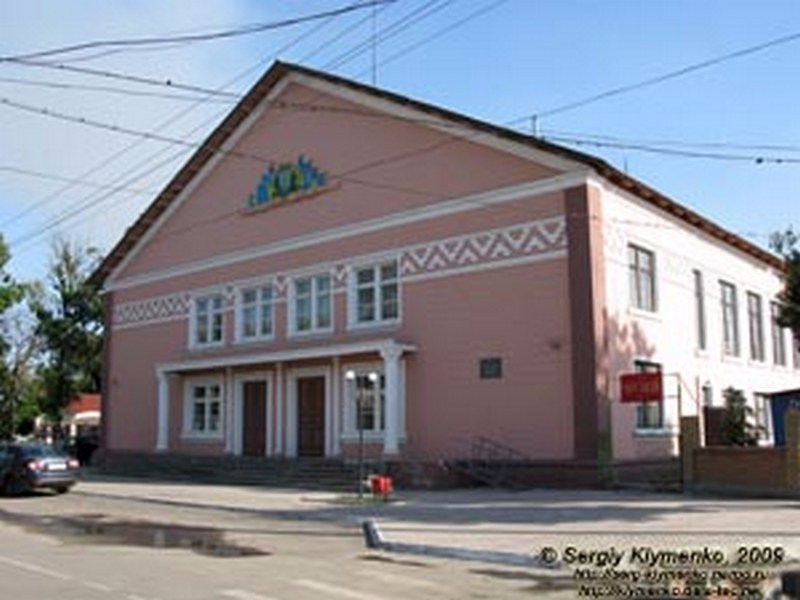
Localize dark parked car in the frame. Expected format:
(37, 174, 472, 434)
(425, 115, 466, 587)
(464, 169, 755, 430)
(0, 443, 80, 495)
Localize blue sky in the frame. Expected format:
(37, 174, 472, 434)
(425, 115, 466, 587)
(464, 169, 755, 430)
(0, 0, 798, 281)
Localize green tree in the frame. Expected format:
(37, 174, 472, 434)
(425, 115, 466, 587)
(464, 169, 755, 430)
(0, 307, 43, 438)
(31, 240, 103, 424)
(771, 228, 800, 353)
(0, 234, 26, 440)
(721, 387, 761, 447)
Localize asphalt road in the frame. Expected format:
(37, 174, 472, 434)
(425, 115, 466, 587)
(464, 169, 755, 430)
(0, 488, 565, 600)
(4, 481, 800, 599)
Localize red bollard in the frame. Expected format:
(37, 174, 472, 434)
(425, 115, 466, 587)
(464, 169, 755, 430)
(369, 475, 393, 501)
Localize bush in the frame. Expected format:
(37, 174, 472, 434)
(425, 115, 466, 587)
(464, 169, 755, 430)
(721, 387, 761, 446)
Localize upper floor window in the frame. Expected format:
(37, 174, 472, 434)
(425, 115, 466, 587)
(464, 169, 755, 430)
(772, 302, 787, 366)
(237, 283, 274, 342)
(192, 293, 224, 347)
(350, 260, 399, 327)
(634, 360, 663, 430)
(720, 281, 739, 356)
(183, 380, 223, 439)
(628, 244, 656, 312)
(693, 269, 706, 350)
(747, 292, 765, 362)
(290, 274, 332, 335)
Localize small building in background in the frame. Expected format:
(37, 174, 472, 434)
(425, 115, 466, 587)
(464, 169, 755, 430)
(64, 393, 101, 442)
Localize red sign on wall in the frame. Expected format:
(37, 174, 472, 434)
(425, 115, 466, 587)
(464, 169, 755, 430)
(620, 372, 663, 403)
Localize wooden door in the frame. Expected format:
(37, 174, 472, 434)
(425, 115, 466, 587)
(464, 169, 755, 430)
(242, 380, 267, 457)
(297, 376, 325, 457)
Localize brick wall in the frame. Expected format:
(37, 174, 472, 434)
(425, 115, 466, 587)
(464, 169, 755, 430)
(681, 410, 800, 497)
(694, 447, 785, 491)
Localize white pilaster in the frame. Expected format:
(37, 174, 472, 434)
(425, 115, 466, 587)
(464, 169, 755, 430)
(224, 367, 234, 454)
(156, 371, 170, 452)
(332, 356, 341, 456)
(380, 345, 403, 456)
(275, 362, 284, 456)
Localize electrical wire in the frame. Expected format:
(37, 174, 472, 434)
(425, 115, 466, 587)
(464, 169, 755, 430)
(537, 128, 800, 154)
(515, 29, 800, 121)
(0, 75, 236, 104)
(8, 4, 445, 253)
(541, 134, 800, 165)
(6, 0, 472, 251)
(2, 8, 345, 236)
(0, 1, 394, 62)
(0, 165, 159, 195)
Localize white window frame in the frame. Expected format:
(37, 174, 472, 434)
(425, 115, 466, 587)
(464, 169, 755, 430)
(182, 376, 225, 440)
(772, 302, 787, 366)
(235, 282, 275, 343)
(747, 291, 765, 362)
(287, 273, 333, 337)
(720, 281, 740, 357)
(693, 269, 707, 351)
(628, 244, 657, 312)
(341, 363, 386, 441)
(188, 292, 226, 349)
(633, 359, 665, 432)
(347, 258, 401, 330)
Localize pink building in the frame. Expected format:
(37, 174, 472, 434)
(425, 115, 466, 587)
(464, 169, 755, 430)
(92, 62, 800, 482)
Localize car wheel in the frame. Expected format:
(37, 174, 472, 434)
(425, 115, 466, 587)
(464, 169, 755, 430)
(55, 486, 70, 495)
(0, 476, 9, 496)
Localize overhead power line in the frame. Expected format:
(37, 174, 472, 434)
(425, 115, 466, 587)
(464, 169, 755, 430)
(0, 1, 394, 62)
(542, 134, 800, 165)
(538, 128, 800, 154)
(0, 75, 236, 103)
(0, 165, 159, 194)
(518, 29, 800, 121)
(361, 0, 509, 73)
(1, 8, 342, 236)
(8, 0, 508, 252)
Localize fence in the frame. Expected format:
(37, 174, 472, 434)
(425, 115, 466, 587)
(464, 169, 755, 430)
(681, 410, 800, 497)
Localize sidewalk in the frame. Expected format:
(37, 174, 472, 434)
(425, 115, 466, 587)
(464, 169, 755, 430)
(75, 474, 800, 559)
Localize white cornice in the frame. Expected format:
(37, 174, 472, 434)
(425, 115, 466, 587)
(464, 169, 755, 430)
(156, 339, 416, 374)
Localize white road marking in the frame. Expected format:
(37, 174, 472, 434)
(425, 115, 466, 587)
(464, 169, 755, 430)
(0, 555, 74, 581)
(293, 579, 393, 600)
(220, 590, 280, 600)
(355, 569, 442, 589)
(84, 581, 115, 592)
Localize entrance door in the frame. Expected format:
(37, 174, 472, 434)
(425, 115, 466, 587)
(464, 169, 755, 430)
(297, 376, 325, 457)
(242, 380, 267, 457)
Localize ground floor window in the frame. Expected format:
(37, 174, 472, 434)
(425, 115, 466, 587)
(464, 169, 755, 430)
(184, 380, 223, 438)
(754, 393, 771, 442)
(634, 360, 663, 430)
(344, 367, 385, 435)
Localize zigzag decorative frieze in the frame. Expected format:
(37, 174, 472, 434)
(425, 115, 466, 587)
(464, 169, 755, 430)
(113, 292, 192, 326)
(399, 218, 566, 278)
(114, 217, 566, 328)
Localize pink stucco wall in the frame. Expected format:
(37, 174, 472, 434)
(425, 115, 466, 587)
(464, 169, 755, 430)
(118, 81, 558, 281)
(104, 74, 578, 460)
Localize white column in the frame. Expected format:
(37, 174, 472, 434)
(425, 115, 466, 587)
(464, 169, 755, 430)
(331, 356, 341, 457)
(156, 371, 170, 452)
(275, 362, 284, 456)
(380, 345, 402, 456)
(224, 368, 234, 454)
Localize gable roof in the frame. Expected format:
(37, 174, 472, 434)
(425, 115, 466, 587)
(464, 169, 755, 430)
(90, 60, 782, 287)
